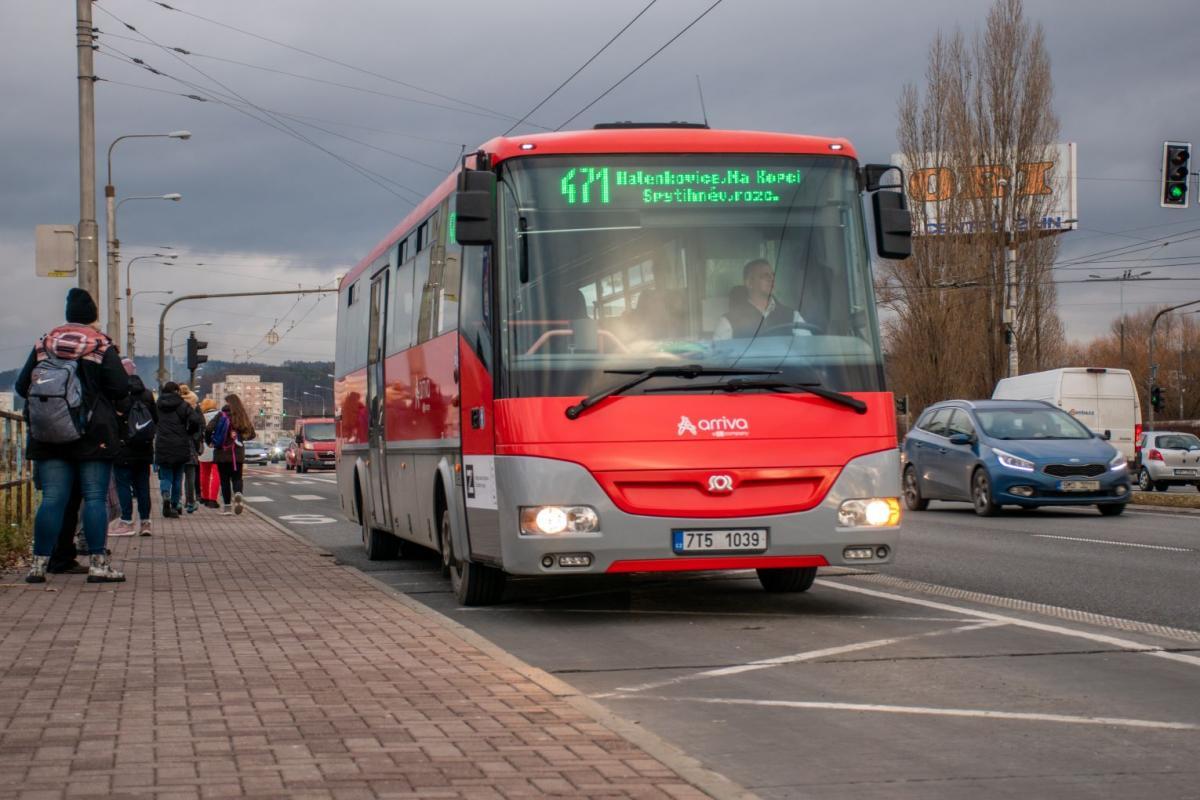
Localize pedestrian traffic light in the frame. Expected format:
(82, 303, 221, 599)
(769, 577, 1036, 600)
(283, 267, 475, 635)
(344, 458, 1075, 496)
(1151, 385, 1166, 412)
(186, 332, 208, 372)
(1161, 142, 1191, 208)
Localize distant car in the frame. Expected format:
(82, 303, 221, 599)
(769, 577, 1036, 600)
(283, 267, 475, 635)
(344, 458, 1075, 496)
(242, 443, 270, 466)
(289, 418, 336, 473)
(270, 438, 292, 463)
(1134, 431, 1200, 491)
(902, 399, 1132, 516)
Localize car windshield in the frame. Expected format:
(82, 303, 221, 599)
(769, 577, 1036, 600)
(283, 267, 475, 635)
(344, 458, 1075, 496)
(304, 423, 335, 441)
(976, 407, 1094, 440)
(1157, 434, 1200, 450)
(497, 154, 883, 398)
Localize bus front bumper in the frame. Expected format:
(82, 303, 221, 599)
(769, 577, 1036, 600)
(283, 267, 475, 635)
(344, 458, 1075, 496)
(490, 449, 901, 576)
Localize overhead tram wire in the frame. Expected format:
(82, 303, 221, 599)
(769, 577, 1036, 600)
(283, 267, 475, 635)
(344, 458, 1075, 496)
(140, 0, 550, 130)
(94, 35, 428, 201)
(93, 9, 426, 204)
(98, 29, 526, 130)
(556, 0, 727, 130)
(1053, 227, 1200, 269)
(502, 0, 660, 136)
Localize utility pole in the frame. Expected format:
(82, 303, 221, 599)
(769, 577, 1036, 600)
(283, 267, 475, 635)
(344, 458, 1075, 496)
(76, 0, 99, 300)
(157, 288, 337, 386)
(1005, 240, 1019, 378)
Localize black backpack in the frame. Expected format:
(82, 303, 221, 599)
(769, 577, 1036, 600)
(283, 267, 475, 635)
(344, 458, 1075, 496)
(127, 396, 156, 445)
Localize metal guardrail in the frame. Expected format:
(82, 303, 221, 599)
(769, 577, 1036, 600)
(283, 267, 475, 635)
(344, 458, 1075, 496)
(0, 410, 33, 526)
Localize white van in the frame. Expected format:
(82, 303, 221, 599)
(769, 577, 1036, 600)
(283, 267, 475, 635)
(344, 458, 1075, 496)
(992, 368, 1142, 460)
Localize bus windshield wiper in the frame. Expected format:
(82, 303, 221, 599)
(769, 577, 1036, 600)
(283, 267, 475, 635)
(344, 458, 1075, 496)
(565, 366, 780, 420)
(645, 379, 868, 414)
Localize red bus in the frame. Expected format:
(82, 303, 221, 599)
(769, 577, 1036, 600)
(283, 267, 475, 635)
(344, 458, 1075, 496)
(334, 124, 912, 605)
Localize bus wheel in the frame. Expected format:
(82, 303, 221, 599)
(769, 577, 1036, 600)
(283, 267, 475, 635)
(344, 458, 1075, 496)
(362, 513, 399, 561)
(440, 509, 505, 606)
(756, 567, 817, 593)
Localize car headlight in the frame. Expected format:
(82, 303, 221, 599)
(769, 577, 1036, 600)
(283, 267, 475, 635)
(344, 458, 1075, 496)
(1109, 452, 1127, 471)
(520, 506, 600, 535)
(994, 448, 1034, 472)
(837, 498, 901, 528)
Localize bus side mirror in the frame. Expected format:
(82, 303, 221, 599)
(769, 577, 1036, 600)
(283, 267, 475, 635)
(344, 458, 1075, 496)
(456, 169, 496, 246)
(873, 189, 912, 260)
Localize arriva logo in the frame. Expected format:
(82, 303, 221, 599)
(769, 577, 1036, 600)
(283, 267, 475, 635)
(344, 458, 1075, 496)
(676, 415, 750, 438)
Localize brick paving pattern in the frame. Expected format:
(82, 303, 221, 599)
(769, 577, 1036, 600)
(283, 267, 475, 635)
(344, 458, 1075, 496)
(0, 506, 718, 799)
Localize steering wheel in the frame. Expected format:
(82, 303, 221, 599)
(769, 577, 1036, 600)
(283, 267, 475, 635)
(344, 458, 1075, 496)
(757, 321, 821, 337)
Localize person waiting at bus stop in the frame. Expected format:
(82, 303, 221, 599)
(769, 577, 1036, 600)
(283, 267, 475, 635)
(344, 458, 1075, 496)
(713, 258, 811, 340)
(205, 393, 256, 516)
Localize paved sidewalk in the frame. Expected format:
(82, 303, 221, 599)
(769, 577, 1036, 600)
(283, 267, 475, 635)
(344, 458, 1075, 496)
(0, 505, 745, 799)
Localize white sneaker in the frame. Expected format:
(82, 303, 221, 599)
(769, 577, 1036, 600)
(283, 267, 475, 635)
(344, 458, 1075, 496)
(109, 519, 136, 537)
(221, 505, 233, 516)
(139, 520, 152, 537)
(233, 493, 244, 515)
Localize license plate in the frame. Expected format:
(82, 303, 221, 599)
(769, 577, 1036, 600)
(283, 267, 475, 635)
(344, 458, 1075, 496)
(1174, 469, 1198, 476)
(1059, 480, 1100, 492)
(673, 529, 767, 554)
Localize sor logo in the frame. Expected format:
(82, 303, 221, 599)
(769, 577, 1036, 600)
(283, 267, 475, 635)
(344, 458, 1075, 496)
(707, 474, 734, 493)
(676, 415, 750, 438)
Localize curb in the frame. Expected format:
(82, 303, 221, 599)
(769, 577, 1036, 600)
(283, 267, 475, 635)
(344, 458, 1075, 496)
(245, 504, 759, 800)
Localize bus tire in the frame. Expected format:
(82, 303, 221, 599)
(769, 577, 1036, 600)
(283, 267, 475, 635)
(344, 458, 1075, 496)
(360, 488, 399, 561)
(756, 566, 817, 593)
(441, 508, 505, 606)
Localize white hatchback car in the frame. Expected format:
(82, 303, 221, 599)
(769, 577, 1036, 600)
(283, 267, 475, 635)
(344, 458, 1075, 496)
(1135, 431, 1200, 491)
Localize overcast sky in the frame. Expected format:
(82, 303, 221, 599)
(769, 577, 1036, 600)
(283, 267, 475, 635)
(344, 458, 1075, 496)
(2, 0, 1198, 373)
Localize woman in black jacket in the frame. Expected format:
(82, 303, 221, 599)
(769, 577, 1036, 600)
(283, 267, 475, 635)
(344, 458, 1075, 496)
(111, 367, 158, 536)
(205, 393, 256, 515)
(153, 382, 198, 519)
(15, 289, 129, 583)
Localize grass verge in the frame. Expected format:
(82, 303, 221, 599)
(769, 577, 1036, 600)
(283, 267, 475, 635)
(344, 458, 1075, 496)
(1130, 490, 1200, 510)
(0, 513, 33, 571)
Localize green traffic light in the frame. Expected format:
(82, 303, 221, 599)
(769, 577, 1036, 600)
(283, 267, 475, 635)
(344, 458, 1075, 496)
(1171, 185, 1185, 199)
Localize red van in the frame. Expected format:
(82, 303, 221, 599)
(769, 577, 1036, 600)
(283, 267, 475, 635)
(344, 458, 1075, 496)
(287, 417, 337, 473)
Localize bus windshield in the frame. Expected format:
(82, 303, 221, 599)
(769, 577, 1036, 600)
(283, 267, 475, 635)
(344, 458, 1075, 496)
(497, 155, 884, 399)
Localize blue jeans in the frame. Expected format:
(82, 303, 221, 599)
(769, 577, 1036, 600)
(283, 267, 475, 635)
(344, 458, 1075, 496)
(158, 464, 185, 507)
(113, 463, 151, 522)
(33, 459, 112, 557)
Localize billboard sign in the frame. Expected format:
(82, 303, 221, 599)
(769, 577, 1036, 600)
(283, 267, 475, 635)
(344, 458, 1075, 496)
(892, 143, 1077, 237)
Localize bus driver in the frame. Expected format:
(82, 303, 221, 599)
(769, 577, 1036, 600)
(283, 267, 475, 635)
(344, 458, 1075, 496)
(713, 258, 811, 340)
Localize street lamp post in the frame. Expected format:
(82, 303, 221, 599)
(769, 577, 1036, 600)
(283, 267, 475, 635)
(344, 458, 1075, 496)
(125, 253, 178, 356)
(105, 131, 190, 340)
(302, 391, 325, 417)
(312, 384, 330, 417)
(1086, 270, 1161, 363)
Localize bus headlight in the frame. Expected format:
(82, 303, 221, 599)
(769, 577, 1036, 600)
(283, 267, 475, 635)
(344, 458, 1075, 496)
(520, 506, 600, 535)
(838, 498, 901, 528)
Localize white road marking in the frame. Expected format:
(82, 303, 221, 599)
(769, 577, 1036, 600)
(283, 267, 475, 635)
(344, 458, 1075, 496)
(597, 620, 1003, 697)
(240, 496, 274, 503)
(616, 695, 1200, 732)
(288, 480, 316, 485)
(290, 494, 325, 501)
(818, 579, 1200, 669)
(279, 513, 336, 525)
(1033, 534, 1194, 553)
(455, 607, 966, 622)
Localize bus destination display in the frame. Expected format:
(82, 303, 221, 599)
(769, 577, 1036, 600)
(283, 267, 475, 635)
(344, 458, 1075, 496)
(558, 165, 805, 208)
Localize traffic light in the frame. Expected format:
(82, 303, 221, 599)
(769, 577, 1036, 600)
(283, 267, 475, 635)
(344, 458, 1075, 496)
(186, 332, 208, 372)
(1151, 385, 1166, 412)
(1161, 142, 1191, 208)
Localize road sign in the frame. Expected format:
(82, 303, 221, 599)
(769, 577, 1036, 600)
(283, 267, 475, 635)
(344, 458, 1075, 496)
(35, 225, 77, 277)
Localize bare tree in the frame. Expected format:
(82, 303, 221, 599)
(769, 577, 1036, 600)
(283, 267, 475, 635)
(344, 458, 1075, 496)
(882, 0, 1065, 414)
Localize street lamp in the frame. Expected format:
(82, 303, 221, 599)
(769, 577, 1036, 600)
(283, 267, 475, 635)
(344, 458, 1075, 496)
(125, 253, 179, 356)
(1148, 299, 1200, 430)
(168, 321, 212, 382)
(105, 130, 191, 340)
(302, 390, 326, 417)
(1085, 270, 1160, 362)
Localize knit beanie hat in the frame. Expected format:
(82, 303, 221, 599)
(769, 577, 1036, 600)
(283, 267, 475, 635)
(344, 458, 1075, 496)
(65, 288, 98, 325)
(200, 398, 218, 413)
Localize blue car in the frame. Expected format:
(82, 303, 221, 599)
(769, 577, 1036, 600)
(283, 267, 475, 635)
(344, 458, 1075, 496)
(901, 399, 1132, 516)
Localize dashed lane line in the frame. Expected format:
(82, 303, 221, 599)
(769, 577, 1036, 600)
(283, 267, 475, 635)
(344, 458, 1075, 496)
(595, 620, 1003, 698)
(240, 496, 274, 503)
(612, 695, 1200, 732)
(291, 494, 325, 501)
(1032, 534, 1195, 552)
(818, 579, 1200, 668)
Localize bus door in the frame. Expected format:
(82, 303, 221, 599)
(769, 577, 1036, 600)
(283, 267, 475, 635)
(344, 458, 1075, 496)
(367, 269, 392, 531)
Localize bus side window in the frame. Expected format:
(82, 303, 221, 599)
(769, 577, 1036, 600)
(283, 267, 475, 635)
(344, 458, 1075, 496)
(416, 209, 443, 342)
(391, 241, 415, 351)
(458, 191, 493, 373)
